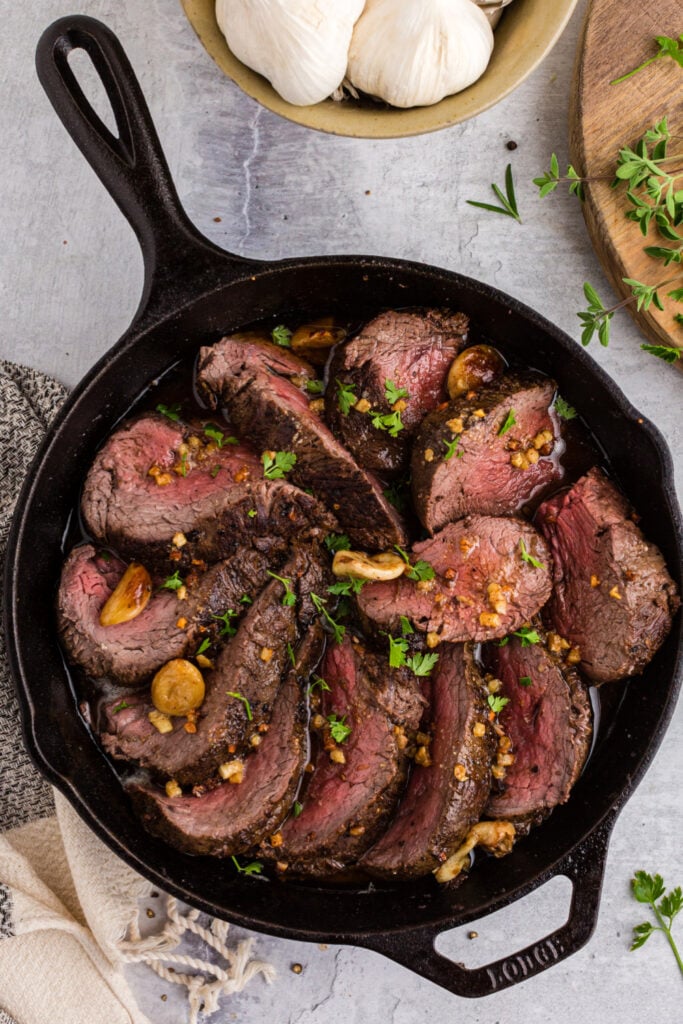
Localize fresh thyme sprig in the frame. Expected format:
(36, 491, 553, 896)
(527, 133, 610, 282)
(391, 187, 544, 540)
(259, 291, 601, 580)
(630, 870, 683, 975)
(577, 278, 682, 348)
(466, 164, 521, 223)
(611, 34, 683, 85)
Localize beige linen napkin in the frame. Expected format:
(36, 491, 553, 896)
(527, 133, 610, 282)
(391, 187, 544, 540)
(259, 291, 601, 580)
(0, 362, 274, 1024)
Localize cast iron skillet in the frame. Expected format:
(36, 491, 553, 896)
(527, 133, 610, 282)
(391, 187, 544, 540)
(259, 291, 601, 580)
(5, 15, 682, 997)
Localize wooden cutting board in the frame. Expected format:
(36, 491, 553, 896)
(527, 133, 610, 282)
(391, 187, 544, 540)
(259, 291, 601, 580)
(569, 0, 683, 362)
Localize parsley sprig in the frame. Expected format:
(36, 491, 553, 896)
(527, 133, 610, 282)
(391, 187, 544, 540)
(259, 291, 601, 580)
(385, 379, 409, 405)
(336, 379, 357, 415)
(307, 675, 330, 696)
(262, 450, 297, 480)
(161, 571, 184, 591)
(519, 538, 545, 570)
(554, 395, 577, 421)
(324, 533, 351, 553)
(204, 423, 238, 448)
(385, 634, 439, 677)
(272, 324, 292, 347)
(443, 435, 463, 461)
(328, 576, 366, 597)
(227, 690, 253, 721)
(311, 593, 345, 644)
(371, 410, 405, 437)
(488, 694, 510, 714)
(466, 164, 521, 223)
(498, 409, 516, 436)
(231, 856, 263, 876)
(394, 545, 435, 583)
(266, 570, 296, 607)
(630, 870, 683, 974)
(326, 713, 352, 743)
(212, 609, 238, 637)
(156, 402, 182, 422)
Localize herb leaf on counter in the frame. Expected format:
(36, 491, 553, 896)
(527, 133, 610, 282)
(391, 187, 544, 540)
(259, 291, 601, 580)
(630, 870, 683, 974)
(466, 164, 522, 223)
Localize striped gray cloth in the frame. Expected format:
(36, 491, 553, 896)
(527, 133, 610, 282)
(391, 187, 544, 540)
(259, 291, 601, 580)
(0, 362, 67, 980)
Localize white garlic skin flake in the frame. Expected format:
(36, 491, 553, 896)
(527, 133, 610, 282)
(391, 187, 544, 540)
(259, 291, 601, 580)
(347, 0, 495, 109)
(216, 0, 366, 106)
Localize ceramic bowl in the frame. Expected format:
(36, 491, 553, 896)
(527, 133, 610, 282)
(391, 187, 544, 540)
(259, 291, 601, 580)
(180, 0, 579, 138)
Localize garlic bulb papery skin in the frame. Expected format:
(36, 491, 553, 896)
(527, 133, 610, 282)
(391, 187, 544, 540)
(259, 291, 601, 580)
(347, 0, 495, 109)
(216, 0, 366, 107)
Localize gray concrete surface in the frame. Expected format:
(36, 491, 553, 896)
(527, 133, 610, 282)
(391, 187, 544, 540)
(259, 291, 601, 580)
(1, 1, 681, 1021)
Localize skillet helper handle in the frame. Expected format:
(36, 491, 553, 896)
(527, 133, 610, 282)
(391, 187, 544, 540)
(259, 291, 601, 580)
(35, 15, 251, 317)
(361, 817, 614, 998)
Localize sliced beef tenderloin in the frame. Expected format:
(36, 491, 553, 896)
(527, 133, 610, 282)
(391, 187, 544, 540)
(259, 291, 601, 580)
(197, 336, 407, 550)
(362, 643, 494, 879)
(128, 658, 309, 857)
(325, 309, 468, 476)
(357, 516, 552, 643)
(267, 635, 426, 877)
(100, 545, 329, 785)
(81, 412, 334, 568)
(57, 544, 268, 687)
(483, 629, 592, 831)
(536, 467, 679, 683)
(412, 373, 561, 533)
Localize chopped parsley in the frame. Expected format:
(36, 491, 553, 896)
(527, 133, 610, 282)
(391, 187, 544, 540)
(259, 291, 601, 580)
(514, 626, 541, 647)
(267, 570, 296, 607)
(328, 576, 366, 597)
(212, 609, 238, 637)
(406, 651, 439, 677)
(370, 410, 405, 438)
(227, 690, 252, 720)
(311, 593, 345, 644)
(271, 324, 292, 347)
(307, 675, 331, 696)
(326, 713, 352, 743)
(496, 637, 510, 647)
(336, 379, 357, 416)
(210, 466, 221, 478)
(293, 801, 303, 818)
(383, 478, 410, 513)
(204, 423, 239, 447)
(287, 642, 296, 669)
(161, 571, 184, 591)
(385, 634, 438, 677)
(394, 545, 435, 582)
(519, 676, 533, 687)
(387, 634, 410, 668)
(239, 593, 253, 605)
(156, 402, 182, 422)
(196, 637, 212, 656)
(443, 435, 463, 461)
(262, 450, 297, 479)
(488, 694, 510, 714)
(112, 700, 130, 714)
(498, 408, 517, 436)
(247, 508, 257, 518)
(554, 395, 577, 421)
(400, 615, 414, 636)
(324, 533, 351, 553)
(519, 537, 545, 570)
(305, 379, 325, 395)
(231, 856, 263, 876)
(384, 379, 409, 405)
(177, 450, 189, 477)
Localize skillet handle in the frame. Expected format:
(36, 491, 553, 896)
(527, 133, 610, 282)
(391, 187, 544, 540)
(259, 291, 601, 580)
(359, 815, 615, 998)
(35, 15, 254, 322)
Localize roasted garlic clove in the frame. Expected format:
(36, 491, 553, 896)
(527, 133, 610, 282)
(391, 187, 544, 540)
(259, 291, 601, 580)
(99, 563, 152, 626)
(291, 319, 347, 366)
(332, 549, 406, 581)
(447, 344, 506, 399)
(151, 659, 206, 718)
(434, 820, 516, 883)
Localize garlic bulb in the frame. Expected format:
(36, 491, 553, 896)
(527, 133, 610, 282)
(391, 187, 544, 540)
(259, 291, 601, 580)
(347, 0, 494, 109)
(216, 0, 366, 107)
(474, 0, 516, 30)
